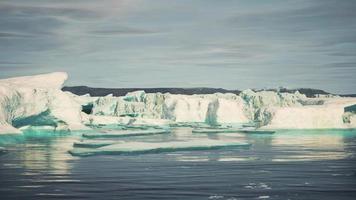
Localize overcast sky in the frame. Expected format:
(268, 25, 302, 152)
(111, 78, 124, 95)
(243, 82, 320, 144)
(0, 0, 355, 93)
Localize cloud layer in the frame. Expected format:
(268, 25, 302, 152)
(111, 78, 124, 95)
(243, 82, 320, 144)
(0, 0, 355, 93)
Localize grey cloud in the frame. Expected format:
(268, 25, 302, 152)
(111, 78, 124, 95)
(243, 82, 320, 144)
(0, 3, 101, 21)
(0, 2, 102, 38)
(227, 0, 356, 48)
(170, 43, 268, 61)
(229, 0, 356, 29)
(0, 32, 35, 38)
(0, 61, 36, 72)
(0, 14, 66, 37)
(89, 27, 160, 36)
(314, 34, 356, 47)
(0, 0, 355, 93)
(327, 52, 356, 57)
(322, 62, 356, 69)
(0, 61, 32, 65)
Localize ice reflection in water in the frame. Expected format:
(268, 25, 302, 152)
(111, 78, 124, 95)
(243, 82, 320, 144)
(0, 128, 355, 199)
(67, 128, 356, 162)
(0, 134, 81, 195)
(168, 128, 354, 163)
(19, 136, 80, 174)
(270, 130, 353, 161)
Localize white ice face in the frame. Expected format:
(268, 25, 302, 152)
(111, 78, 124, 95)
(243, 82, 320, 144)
(0, 72, 87, 134)
(0, 72, 355, 134)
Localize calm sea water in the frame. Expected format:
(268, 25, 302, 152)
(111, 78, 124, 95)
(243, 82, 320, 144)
(1, 128, 356, 200)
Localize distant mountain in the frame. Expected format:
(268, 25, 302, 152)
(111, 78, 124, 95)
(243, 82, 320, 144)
(62, 86, 241, 96)
(62, 86, 354, 98)
(340, 94, 356, 97)
(256, 88, 330, 98)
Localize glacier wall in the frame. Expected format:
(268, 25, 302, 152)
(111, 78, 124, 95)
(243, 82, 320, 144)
(83, 87, 356, 129)
(1, 72, 356, 134)
(88, 92, 252, 125)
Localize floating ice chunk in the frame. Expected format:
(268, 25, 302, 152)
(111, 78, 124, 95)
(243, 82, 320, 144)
(0, 147, 7, 156)
(169, 122, 209, 128)
(258, 196, 270, 199)
(124, 124, 167, 130)
(73, 140, 118, 148)
(82, 129, 171, 138)
(218, 157, 255, 162)
(0, 146, 6, 154)
(192, 128, 243, 133)
(192, 128, 275, 134)
(69, 139, 251, 156)
(208, 195, 224, 199)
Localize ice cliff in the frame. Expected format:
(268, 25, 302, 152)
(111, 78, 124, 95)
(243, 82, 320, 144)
(0, 72, 355, 134)
(0, 72, 86, 134)
(84, 88, 356, 129)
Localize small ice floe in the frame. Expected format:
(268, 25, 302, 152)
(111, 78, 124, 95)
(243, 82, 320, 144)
(208, 195, 224, 199)
(175, 156, 210, 162)
(258, 195, 270, 199)
(170, 122, 213, 128)
(73, 140, 120, 148)
(218, 157, 256, 162)
(0, 146, 7, 154)
(244, 183, 272, 190)
(193, 128, 275, 134)
(192, 128, 243, 133)
(69, 139, 251, 157)
(82, 129, 171, 138)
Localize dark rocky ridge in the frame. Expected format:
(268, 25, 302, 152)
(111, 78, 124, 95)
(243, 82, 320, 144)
(63, 86, 356, 98)
(62, 86, 241, 97)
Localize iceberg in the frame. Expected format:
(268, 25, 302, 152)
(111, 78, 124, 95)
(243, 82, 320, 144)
(0, 72, 87, 134)
(1, 72, 356, 134)
(0, 146, 6, 153)
(80, 90, 356, 129)
(88, 92, 251, 124)
(68, 139, 251, 157)
(87, 89, 338, 128)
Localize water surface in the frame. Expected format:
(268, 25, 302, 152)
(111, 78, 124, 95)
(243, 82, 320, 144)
(1, 128, 356, 199)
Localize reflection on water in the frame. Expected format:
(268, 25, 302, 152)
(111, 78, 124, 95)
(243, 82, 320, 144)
(19, 136, 79, 174)
(166, 128, 355, 163)
(0, 128, 356, 199)
(1, 129, 356, 168)
(270, 130, 354, 162)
